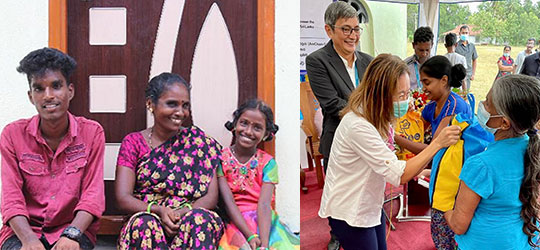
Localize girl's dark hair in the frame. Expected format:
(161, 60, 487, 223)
(145, 72, 191, 104)
(503, 45, 512, 51)
(224, 99, 279, 143)
(444, 33, 457, 48)
(492, 75, 540, 247)
(420, 55, 466, 88)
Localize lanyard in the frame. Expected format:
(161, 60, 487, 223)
(414, 62, 422, 89)
(354, 65, 359, 88)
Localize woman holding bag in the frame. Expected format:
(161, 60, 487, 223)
(318, 54, 461, 250)
(445, 74, 540, 249)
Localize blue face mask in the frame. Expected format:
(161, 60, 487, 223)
(503, 53, 510, 57)
(393, 98, 410, 118)
(460, 34, 469, 41)
(477, 101, 503, 134)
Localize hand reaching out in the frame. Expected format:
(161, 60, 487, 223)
(433, 125, 461, 149)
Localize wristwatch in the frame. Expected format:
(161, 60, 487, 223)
(60, 226, 83, 242)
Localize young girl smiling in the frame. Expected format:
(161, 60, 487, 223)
(218, 99, 299, 250)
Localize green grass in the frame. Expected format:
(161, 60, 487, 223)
(406, 43, 526, 111)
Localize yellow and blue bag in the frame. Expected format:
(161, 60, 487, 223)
(394, 110, 424, 160)
(429, 94, 494, 212)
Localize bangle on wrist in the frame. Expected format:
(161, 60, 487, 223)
(246, 234, 259, 242)
(180, 203, 192, 210)
(147, 201, 158, 213)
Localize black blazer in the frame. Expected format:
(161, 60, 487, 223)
(520, 52, 540, 79)
(306, 41, 373, 159)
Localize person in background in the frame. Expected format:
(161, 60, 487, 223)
(445, 74, 540, 250)
(515, 38, 535, 74)
(443, 33, 467, 70)
(455, 25, 478, 91)
(443, 33, 468, 92)
(306, 2, 373, 249)
(405, 26, 434, 90)
(0, 47, 105, 250)
(495, 45, 515, 80)
(319, 54, 460, 250)
(520, 40, 540, 79)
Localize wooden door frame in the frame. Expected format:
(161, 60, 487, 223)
(48, 0, 275, 155)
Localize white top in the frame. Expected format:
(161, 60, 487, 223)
(444, 52, 468, 70)
(337, 51, 357, 87)
(318, 111, 406, 227)
(515, 50, 533, 74)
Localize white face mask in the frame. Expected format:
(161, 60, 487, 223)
(477, 101, 504, 134)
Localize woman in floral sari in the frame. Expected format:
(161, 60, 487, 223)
(115, 72, 224, 249)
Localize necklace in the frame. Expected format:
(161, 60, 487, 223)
(231, 146, 257, 163)
(148, 127, 154, 149)
(229, 147, 259, 191)
(148, 127, 184, 149)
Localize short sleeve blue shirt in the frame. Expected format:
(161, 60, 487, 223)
(456, 135, 530, 250)
(422, 92, 471, 133)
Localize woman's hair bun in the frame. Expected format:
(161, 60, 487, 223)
(449, 64, 466, 88)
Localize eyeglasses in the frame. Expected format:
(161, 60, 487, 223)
(332, 25, 363, 36)
(397, 90, 410, 101)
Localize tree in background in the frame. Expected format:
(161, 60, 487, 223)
(407, 4, 418, 42)
(438, 4, 471, 41)
(469, 2, 502, 44)
(535, 1, 540, 19)
(470, 0, 540, 45)
(407, 4, 472, 42)
(407, 0, 540, 45)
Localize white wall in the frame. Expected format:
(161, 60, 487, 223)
(0, 1, 48, 228)
(275, 0, 300, 232)
(0, 2, 48, 132)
